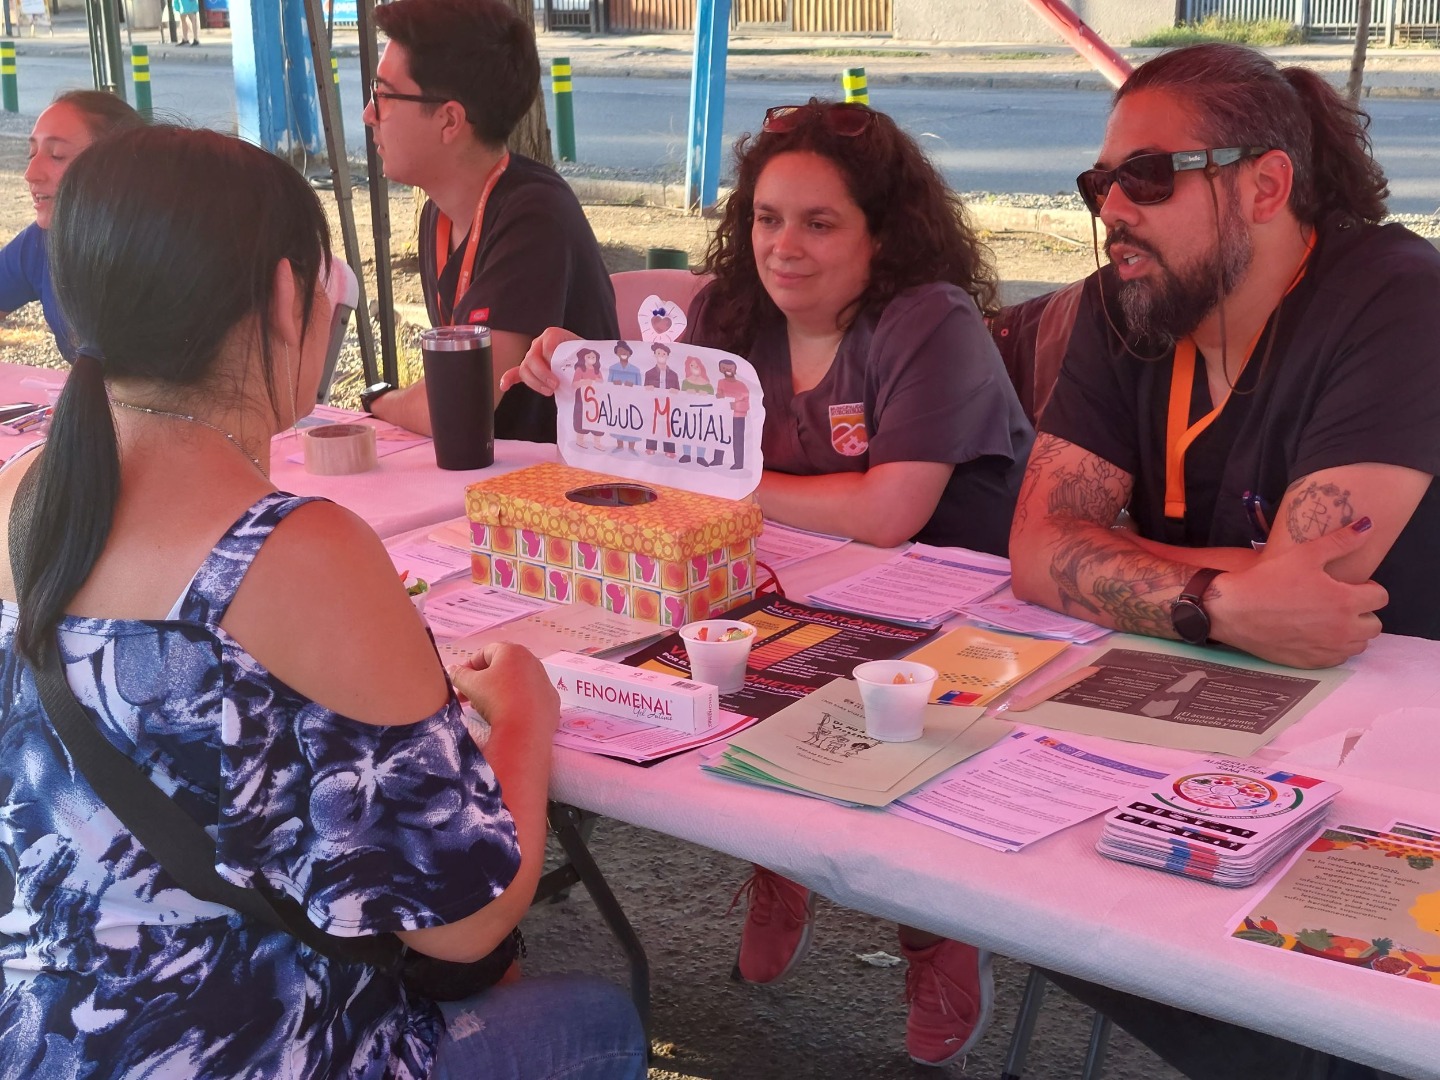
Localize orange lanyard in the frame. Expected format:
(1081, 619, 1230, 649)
(434, 151, 510, 324)
(1162, 232, 1317, 520)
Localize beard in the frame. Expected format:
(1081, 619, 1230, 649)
(1108, 192, 1254, 343)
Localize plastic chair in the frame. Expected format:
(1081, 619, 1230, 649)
(609, 268, 713, 341)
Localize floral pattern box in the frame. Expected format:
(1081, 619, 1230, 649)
(466, 462, 762, 627)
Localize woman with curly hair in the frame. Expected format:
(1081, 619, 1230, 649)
(510, 100, 1031, 1065)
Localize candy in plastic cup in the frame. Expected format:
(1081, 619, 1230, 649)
(852, 660, 938, 743)
(679, 619, 756, 694)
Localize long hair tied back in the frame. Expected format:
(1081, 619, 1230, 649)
(15, 126, 331, 665)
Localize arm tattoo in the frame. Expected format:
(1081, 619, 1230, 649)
(1013, 435, 1065, 532)
(1284, 480, 1355, 543)
(1047, 526, 1190, 637)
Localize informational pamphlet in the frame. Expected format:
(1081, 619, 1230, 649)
(703, 678, 1009, 808)
(423, 585, 553, 641)
(1231, 825, 1440, 987)
(386, 538, 474, 586)
(1018, 638, 1348, 755)
(435, 603, 665, 668)
(628, 594, 936, 718)
(804, 544, 1011, 627)
(755, 522, 852, 570)
(554, 705, 757, 763)
(888, 730, 1169, 852)
(901, 625, 1070, 708)
(1098, 756, 1341, 886)
(961, 587, 1110, 644)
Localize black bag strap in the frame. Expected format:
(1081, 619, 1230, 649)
(7, 468, 402, 974)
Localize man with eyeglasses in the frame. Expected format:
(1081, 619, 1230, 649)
(1009, 43, 1430, 1080)
(359, 0, 617, 442)
(1010, 43, 1440, 671)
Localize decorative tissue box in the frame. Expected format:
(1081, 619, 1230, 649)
(465, 463, 763, 627)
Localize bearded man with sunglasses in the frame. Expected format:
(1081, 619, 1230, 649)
(1010, 43, 1431, 1080)
(1010, 43, 1440, 675)
(359, 0, 617, 442)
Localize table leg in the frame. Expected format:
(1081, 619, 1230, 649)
(1001, 966, 1049, 1080)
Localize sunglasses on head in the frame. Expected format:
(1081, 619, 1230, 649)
(1076, 146, 1270, 216)
(762, 102, 875, 137)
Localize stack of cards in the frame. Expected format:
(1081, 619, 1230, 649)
(1097, 757, 1341, 886)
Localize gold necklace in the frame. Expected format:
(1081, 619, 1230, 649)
(111, 400, 267, 475)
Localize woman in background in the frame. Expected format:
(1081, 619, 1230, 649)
(509, 98, 1032, 1067)
(0, 90, 143, 361)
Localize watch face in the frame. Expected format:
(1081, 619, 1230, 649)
(1171, 599, 1210, 645)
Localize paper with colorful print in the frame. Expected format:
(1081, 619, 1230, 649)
(1231, 826, 1440, 988)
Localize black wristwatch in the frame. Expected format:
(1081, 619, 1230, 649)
(1171, 567, 1225, 645)
(360, 381, 396, 414)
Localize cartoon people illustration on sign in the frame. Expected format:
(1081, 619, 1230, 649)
(608, 340, 641, 453)
(679, 354, 714, 464)
(570, 346, 604, 448)
(712, 357, 749, 470)
(644, 342, 681, 457)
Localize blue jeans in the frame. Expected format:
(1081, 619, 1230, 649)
(431, 974, 647, 1080)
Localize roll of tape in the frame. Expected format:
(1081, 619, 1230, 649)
(302, 423, 378, 475)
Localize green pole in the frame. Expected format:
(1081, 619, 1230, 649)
(131, 44, 152, 120)
(1, 41, 16, 114)
(331, 55, 339, 88)
(551, 56, 575, 163)
(843, 66, 868, 105)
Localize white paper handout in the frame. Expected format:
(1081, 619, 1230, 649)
(554, 705, 756, 763)
(755, 522, 853, 570)
(386, 538, 473, 585)
(962, 587, 1110, 644)
(888, 729, 1169, 852)
(552, 337, 765, 501)
(423, 585, 553, 641)
(805, 544, 1011, 626)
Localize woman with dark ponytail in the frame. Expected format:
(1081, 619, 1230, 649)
(0, 126, 644, 1079)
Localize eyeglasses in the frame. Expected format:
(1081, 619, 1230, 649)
(1076, 146, 1270, 216)
(368, 78, 449, 115)
(762, 102, 875, 137)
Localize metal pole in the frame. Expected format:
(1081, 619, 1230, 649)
(842, 66, 868, 104)
(0, 41, 16, 114)
(551, 57, 575, 162)
(2, 0, 11, 42)
(131, 43, 152, 119)
(1019, 0, 1132, 88)
(85, 0, 128, 99)
(166, 0, 178, 45)
(300, 0, 379, 395)
(685, 0, 732, 214)
(357, 0, 395, 387)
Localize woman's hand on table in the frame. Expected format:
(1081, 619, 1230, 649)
(500, 327, 578, 397)
(449, 642, 560, 734)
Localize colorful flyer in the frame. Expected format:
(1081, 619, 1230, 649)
(552, 335, 765, 501)
(902, 625, 1070, 707)
(1231, 827, 1440, 987)
(628, 593, 937, 718)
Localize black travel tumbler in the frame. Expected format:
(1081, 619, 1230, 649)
(421, 326, 494, 470)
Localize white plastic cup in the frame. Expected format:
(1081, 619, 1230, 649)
(679, 619, 756, 694)
(852, 660, 938, 743)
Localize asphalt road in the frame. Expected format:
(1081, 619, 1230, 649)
(3, 55, 1438, 213)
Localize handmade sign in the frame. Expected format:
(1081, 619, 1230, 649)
(552, 327, 765, 501)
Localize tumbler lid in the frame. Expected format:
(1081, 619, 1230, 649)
(419, 325, 491, 351)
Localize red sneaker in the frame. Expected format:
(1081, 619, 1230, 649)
(728, 866, 816, 984)
(902, 939, 995, 1067)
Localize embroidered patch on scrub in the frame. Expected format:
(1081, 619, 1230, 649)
(468, 307, 491, 324)
(828, 403, 868, 456)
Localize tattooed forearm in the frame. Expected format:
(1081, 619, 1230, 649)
(1013, 435, 1065, 531)
(1284, 479, 1355, 543)
(1048, 523, 1191, 637)
(1015, 435, 1127, 533)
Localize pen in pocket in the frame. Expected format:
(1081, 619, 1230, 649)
(1241, 490, 1271, 547)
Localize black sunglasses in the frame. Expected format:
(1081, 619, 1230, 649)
(369, 78, 449, 109)
(762, 102, 875, 137)
(1076, 146, 1271, 216)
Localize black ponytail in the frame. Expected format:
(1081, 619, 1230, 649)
(14, 353, 120, 665)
